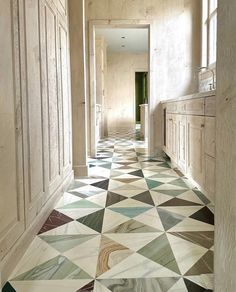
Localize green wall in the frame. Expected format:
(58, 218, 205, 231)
(135, 72, 148, 122)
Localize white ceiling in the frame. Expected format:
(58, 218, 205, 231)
(96, 28, 148, 53)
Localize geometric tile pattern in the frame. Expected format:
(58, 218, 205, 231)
(4, 130, 214, 291)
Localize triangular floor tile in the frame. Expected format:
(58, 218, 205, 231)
(39, 234, 97, 253)
(96, 235, 134, 277)
(168, 278, 188, 291)
(168, 178, 189, 188)
(77, 209, 105, 233)
(159, 197, 201, 207)
(98, 253, 180, 279)
(154, 189, 188, 197)
(2, 282, 16, 292)
(157, 208, 185, 231)
(105, 218, 160, 233)
(129, 170, 144, 178)
(146, 179, 164, 189)
(98, 278, 179, 292)
(134, 207, 164, 231)
(58, 199, 102, 209)
(12, 256, 92, 280)
(109, 207, 152, 218)
(169, 231, 214, 249)
(167, 233, 208, 275)
(38, 210, 73, 235)
(92, 179, 110, 190)
(185, 250, 213, 276)
(132, 191, 155, 206)
(193, 190, 210, 205)
(138, 234, 181, 274)
(168, 217, 214, 232)
(184, 278, 211, 291)
(105, 191, 127, 207)
(105, 233, 162, 251)
(76, 280, 95, 292)
(190, 207, 214, 225)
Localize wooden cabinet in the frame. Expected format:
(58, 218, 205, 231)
(187, 116, 205, 187)
(163, 95, 216, 202)
(0, 0, 72, 282)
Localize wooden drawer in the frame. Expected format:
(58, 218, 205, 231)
(185, 98, 205, 115)
(205, 96, 216, 117)
(177, 101, 187, 114)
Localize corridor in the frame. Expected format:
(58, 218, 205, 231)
(4, 130, 214, 292)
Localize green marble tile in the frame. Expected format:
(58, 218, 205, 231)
(109, 207, 152, 218)
(58, 199, 102, 209)
(146, 179, 164, 189)
(156, 189, 188, 197)
(168, 178, 189, 189)
(39, 234, 97, 252)
(157, 208, 185, 231)
(105, 219, 160, 233)
(77, 209, 105, 233)
(138, 234, 181, 274)
(12, 256, 92, 280)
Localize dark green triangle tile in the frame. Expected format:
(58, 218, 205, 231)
(105, 191, 127, 207)
(77, 209, 105, 233)
(92, 180, 109, 190)
(39, 234, 97, 253)
(132, 191, 155, 206)
(138, 234, 181, 274)
(159, 197, 201, 207)
(58, 199, 102, 209)
(129, 170, 144, 178)
(168, 178, 189, 188)
(185, 250, 213, 276)
(109, 207, 152, 218)
(157, 208, 185, 231)
(12, 256, 92, 280)
(184, 278, 212, 291)
(169, 231, 214, 249)
(146, 179, 164, 189)
(156, 189, 188, 197)
(68, 191, 88, 198)
(190, 207, 214, 225)
(2, 282, 16, 292)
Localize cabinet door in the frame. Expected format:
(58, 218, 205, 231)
(187, 116, 205, 187)
(166, 113, 173, 157)
(205, 117, 216, 158)
(171, 114, 178, 163)
(177, 115, 187, 173)
(0, 0, 25, 259)
(58, 18, 72, 177)
(205, 155, 215, 202)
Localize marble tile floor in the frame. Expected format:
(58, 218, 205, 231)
(3, 129, 214, 292)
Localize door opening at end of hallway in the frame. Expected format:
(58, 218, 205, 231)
(135, 72, 148, 124)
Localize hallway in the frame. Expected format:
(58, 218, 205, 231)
(4, 131, 214, 292)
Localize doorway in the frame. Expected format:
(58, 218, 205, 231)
(135, 72, 148, 124)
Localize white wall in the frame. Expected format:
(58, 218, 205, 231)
(215, 0, 236, 291)
(106, 52, 148, 132)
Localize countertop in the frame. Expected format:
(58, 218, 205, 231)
(161, 90, 216, 104)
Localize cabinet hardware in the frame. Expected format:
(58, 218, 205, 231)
(201, 124, 205, 128)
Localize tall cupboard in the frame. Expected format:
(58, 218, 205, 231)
(0, 0, 72, 285)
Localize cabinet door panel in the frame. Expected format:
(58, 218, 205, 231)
(58, 20, 72, 176)
(21, 0, 45, 223)
(177, 115, 187, 172)
(187, 116, 205, 187)
(171, 114, 178, 163)
(205, 117, 216, 158)
(166, 114, 173, 157)
(205, 155, 215, 202)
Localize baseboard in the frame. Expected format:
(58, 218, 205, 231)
(0, 170, 74, 288)
(73, 164, 88, 177)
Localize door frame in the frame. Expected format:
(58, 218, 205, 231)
(88, 19, 156, 157)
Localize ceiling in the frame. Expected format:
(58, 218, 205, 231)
(95, 28, 148, 53)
